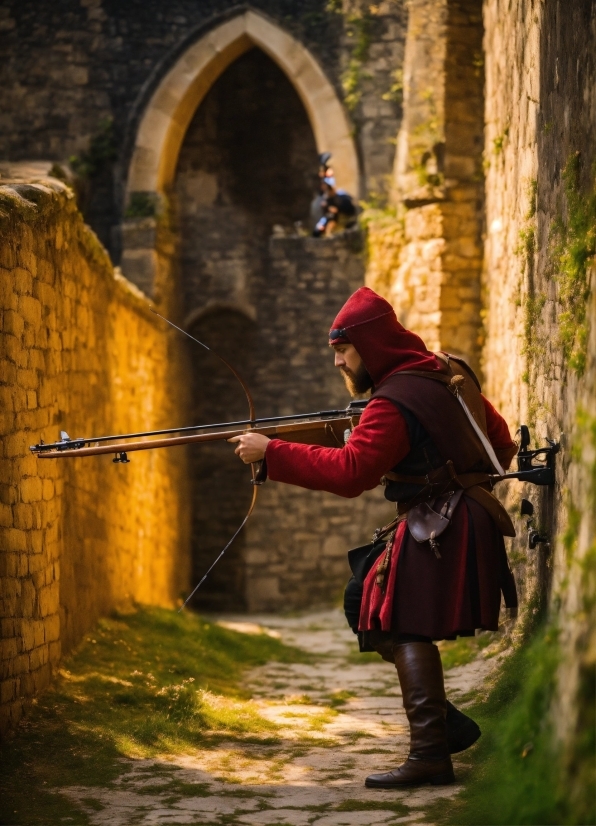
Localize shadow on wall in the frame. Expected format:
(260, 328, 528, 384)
(186, 308, 257, 612)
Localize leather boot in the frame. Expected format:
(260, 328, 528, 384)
(446, 700, 481, 754)
(369, 633, 481, 755)
(365, 642, 455, 788)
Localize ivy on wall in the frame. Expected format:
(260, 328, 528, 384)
(49, 118, 117, 217)
(550, 152, 596, 376)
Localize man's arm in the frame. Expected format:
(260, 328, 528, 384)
(264, 398, 410, 498)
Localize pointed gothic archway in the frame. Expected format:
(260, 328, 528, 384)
(126, 10, 359, 203)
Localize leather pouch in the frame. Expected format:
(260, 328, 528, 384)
(407, 489, 463, 558)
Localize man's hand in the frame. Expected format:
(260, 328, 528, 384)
(228, 432, 270, 463)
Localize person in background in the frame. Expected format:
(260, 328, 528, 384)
(310, 151, 333, 229)
(313, 176, 357, 237)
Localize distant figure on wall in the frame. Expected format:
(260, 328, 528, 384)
(313, 176, 357, 237)
(310, 152, 357, 237)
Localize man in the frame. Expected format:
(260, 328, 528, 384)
(230, 287, 518, 788)
(312, 176, 357, 237)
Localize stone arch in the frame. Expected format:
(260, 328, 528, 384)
(182, 301, 257, 332)
(126, 10, 360, 202)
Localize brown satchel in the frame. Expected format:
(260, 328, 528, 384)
(407, 489, 464, 558)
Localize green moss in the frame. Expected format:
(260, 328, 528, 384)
(382, 68, 404, 107)
(549, 151, 596, 376)
(493, 127, 509, 155)
(335, 798, 410, 814)
(124, 192, 159, 219)
(69, 118, 117, 181)
(526, 178, 538, 219)
(340, 6, 373, 113)
(0, 605, 310, 825)
(438, 632, 498, 671)
(326, 688, 356, 708)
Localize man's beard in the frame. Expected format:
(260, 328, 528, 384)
(340, 363, 374, 397)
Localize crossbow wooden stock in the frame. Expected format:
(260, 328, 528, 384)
(29, 402, 368, 465)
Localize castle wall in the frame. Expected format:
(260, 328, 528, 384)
(0, 180, 190, 735)
(367, 0, 596, 792)
(0, 1, 407, 255)
(482, 0, 596, 772)
(366, 0, 485, 372)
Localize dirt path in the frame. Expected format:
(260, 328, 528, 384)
(61, 609, 499, 826)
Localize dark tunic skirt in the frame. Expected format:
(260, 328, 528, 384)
(391, 496, 514, 640)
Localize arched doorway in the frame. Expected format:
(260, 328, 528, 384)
(125, 9, 359, 220)
(175, 46, 321, 610)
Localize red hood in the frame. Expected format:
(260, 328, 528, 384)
(329, 287, 442, 385)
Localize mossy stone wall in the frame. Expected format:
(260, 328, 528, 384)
(0, 180, 191, 736)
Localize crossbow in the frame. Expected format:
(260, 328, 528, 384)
(29, 311, 560, 607)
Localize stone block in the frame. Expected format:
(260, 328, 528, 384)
(20, 477, 43, 504)
(16, 368, 38, 390)
(29, 645, 49, 671)
(45, 613, 60, 643)
(3, 309, 24, 337)
(33, 621, 45, 649)
(0, 638, 18, 661)
(49, 641, 61, 665)
(0, 550, 17, 579)
(38, 583, 59, 618)
(21, 579, 36, 618)
(0, 679, 17, 704)
(0, 503, 13, 528)
(5, 528, 27, 552)
(1, 618, 15, 639)
(18, 295, 42, 328)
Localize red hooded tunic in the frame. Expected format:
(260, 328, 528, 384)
(265, 287, 517, 640)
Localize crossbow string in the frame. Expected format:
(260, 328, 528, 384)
(150, 309, 261, 611)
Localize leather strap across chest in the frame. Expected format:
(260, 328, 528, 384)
(372, 356, 516, 536)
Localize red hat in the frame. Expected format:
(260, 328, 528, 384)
(329, 287, 442, 384)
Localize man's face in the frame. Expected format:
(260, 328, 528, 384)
(333, 343, 373, 396)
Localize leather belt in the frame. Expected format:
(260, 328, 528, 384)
(382, 460, 515, 537)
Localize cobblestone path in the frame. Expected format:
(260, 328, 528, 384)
(62, 609, 498, 826)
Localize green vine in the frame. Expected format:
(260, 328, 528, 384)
(340, 5, 373, 113)
(50, 118, 117, 216)
(68, 118, 117, 181)
(124, 192, 159, 219)
(549, 151, 596, 376)
(382, 68, 403, 107)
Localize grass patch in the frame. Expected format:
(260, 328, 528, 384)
(346, 648, 382, 664)
(327, 689, 357, 707)
(0, 605, 310, 825)
(431, 623, 595, 826)
(336, 798, 410, 815)
(438, 631, 498, 671)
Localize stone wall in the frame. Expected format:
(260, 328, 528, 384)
(0, 179, 190, 735)
(366, 0, 595, 795)
(365, 0, 485, 372)
(482, 0, 596, 775)
(0, 0, 407, 255)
